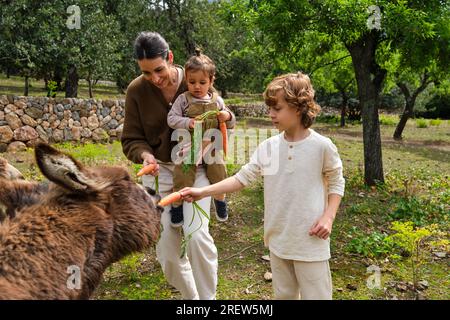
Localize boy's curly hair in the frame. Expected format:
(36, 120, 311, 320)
(263, 72, 321, 128)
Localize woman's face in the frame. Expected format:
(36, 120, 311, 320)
(138, 53, 173, 89)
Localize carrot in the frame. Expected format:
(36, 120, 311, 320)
(158, 191, 183, 207)
(137, 163, 157, 177)
(219, 121, 227, 157)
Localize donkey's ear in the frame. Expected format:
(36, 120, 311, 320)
(35, 143, 108, 192)
(0, 157, 24, 180)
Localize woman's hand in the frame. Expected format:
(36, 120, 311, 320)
(309, 211, 335, 240)
(141, 151, 160, 176)
(180, 187, 206, 202)
(217, 110, 231, 123)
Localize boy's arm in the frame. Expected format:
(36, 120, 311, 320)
(324, 193, 342, 220)
(167, 94, 192, 130)
(182, 141, 265, 201)
(181, 176, 244, 202)
(309, 193, 342, 240)
(310, 139, 345, 240)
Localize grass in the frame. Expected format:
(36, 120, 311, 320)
(0, 74, 124, 100)
(0, 74, 267, 104)
(1, 115, 449, 300)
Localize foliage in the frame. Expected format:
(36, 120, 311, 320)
(415, 118, 428, 128)
(46, 80, 58, 98)
(385, 221, 435, 293)
(345, 227, 392, 258)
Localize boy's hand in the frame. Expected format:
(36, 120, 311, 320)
(217, 110, 231, 122)
(309, 211, 335, 240)
(189, 119, 195, 129)
(180, 187, 206, 202)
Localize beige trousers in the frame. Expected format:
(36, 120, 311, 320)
(142, 163, 218, 300)
(270, 251, 332, 300)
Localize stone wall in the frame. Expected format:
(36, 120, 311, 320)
(227, 103, 269, 118)
(0, 95, 124, 152)
(0, 95, 339, 152)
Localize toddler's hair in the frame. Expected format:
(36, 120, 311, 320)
(263, 72, 321, 128)
(184, 48, 216, 80)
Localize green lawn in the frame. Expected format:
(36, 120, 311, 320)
(0, 74, 125, 100)
(2, 118, 448, 300)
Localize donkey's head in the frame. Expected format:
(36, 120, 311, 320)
(34, 143, 162, 262)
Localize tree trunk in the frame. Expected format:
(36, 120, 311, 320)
(221, 88, 228, 99)
(88, 72, 93, 98)
(393, 105, 413, 140)
(54, 67, 64, 92)
(65, 65, 79, 98)
(346, 32, 386, 186)
(88, 80, 93, 98)
(24, 75, 29, 96)
(340, 90, 348, 127)
(393, 75, 431, 140)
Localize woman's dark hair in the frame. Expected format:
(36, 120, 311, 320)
(134, 31, 169, 60)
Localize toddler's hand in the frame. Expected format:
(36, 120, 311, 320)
(217, 111, 231, 123)
(189, 119, 195, 129)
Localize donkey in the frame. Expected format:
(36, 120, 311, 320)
(0, 156, 24, 180)
(0, 157, 48, 222)
(0, 143, 162, 299)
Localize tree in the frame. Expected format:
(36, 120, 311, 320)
(0, 0, 122, 98)
(382, 6, 450, 140)
(233, 0, 446, 185)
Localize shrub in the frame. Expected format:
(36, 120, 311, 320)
(429, 119, 442, 126)
(416, 118, 428, 128)
(379, 114, 397, 126)
(345, 227, 393, 258)
(385, 221, 438, 296)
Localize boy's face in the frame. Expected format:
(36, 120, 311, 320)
(268, 90, 301, 131)
(186, 70, 213, 99)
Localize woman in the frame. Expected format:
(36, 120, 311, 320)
(121, 31, 236, 300)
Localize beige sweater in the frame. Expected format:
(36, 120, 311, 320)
(235, 130, 345, 261)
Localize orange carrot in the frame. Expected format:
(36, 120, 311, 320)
(219, 121, 228, 157)
(158, 191, 183, 207)
(137, 163, 157, 177)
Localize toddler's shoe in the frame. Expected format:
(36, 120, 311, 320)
(170, 205, 184, 227)
(214, 199, 228, 222)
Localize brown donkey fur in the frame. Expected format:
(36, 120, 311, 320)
(0, 159, 48, 222)
(0, 144, 162, 299)
(0, 157, 39, 222)
(0, 156, 23, 180)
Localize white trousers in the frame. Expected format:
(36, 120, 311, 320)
(142, 163, 218, 300)
(270, 251, 332, 300)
